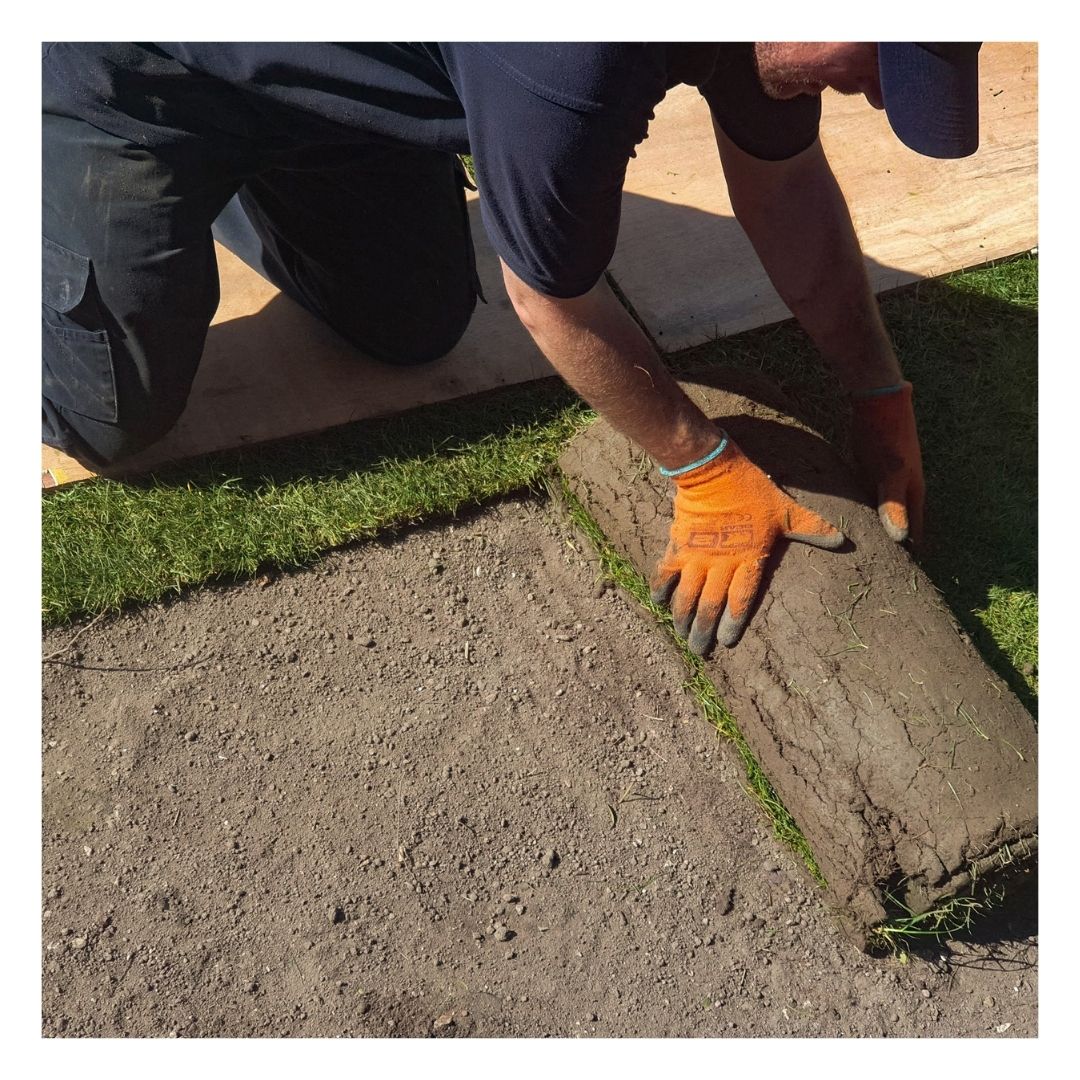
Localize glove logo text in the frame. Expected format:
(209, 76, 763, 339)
(687, 525, 754, 551)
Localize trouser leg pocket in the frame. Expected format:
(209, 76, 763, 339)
(41, 235, 118, 424)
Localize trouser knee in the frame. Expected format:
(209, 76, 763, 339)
(212, 152, 482, 369)
(327, 289, 477, 367)
(42, 106, 230, 469)
(42, 369, 194, 470)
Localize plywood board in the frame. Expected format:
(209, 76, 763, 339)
(609, 42, 1037, 352)
(41, 444, 96, 489)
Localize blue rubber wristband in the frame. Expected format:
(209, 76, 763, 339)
(850, 382, 906, 400)
(658, 433, 729, 478)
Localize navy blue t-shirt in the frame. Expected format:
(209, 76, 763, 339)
(43, 43, 821, 298)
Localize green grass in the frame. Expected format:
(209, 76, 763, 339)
(867, 889, 1003, 958)
(43, 257, 1038, 711)
(42, 381, 592, 625)
(867, 842, 1033, 956)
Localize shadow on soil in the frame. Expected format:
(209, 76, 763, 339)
(902, 870, 1038, 972)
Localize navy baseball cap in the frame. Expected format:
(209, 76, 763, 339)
(878, 43, 982, 158)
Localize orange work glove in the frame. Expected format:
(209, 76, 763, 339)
(650, 432, 844, 655)
(850, 381, 925, 546)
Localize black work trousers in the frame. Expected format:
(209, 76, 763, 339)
(42, 58, 480, 468)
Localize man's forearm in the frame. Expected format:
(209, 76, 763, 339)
(715, 124, 902, 393)
(502, 264, 721, 471)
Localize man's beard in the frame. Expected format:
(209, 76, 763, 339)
(752, 43, 827, 101)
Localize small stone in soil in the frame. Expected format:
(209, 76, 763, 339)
(543, 849, 560, 869)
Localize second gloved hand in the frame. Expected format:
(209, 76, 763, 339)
(650, 432, 845, 654)
(850, 381, 925, 546)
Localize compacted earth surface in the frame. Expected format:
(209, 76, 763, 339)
(41, 495, 1037, 1038)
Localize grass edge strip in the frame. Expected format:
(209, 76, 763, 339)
(548, 469, 827, 888)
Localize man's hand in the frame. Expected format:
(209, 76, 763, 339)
(850, 381, 925, 545)
(650, 434, 844, 654)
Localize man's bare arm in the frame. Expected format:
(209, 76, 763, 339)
(500, 262, 721, 471)
(715, 124, 925, 543)
(501, 258, 846, 653)
(713, 123, 903, 394)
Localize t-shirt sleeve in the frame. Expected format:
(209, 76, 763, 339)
(442, 44, 665, 299)
(697, 43, 821, 161)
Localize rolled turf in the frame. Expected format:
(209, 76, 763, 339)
(558, 366, 1037, 946)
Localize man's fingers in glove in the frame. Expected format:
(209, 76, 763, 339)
(716, 558, 767, 649)
(670, 562, 708, 640)
(687, 563, 737, 657)
(649, 561, 680, 610)
(878, 471, 926, 546)
(850, 380, 925, 547)
(783, 502, 846, 550)
(877, 488, 908, 541)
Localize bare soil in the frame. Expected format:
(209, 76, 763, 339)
(41, 496, 1036, 1038)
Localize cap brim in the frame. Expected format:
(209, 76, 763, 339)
(878, 43, 981, 159)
